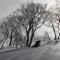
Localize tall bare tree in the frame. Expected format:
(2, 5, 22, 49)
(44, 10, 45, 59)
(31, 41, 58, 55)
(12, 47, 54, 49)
(46, 10, 59, 43)
(0, 20, 9, 48)
(16, 3, 48, 47)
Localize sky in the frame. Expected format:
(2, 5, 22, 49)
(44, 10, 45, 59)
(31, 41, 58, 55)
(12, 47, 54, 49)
(0, 0, 60, 39)
(0, 0, 58, 18)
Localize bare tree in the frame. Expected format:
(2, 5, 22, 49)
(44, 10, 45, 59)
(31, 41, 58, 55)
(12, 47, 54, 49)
(45, 9, 60, 43)
(6, 15, 25, 47)
(0, 3, 51, 48)
(0, 20, 9, 48)
(16, 3, 48, 47)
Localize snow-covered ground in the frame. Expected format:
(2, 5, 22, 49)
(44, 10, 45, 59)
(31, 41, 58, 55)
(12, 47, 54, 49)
(1, 42, 60, 60)
(0, 46, 17, 53)
(50, 42, 60, 56)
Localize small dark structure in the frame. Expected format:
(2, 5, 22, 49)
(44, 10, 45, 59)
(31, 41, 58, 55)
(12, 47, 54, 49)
(31, 40, 41, 47)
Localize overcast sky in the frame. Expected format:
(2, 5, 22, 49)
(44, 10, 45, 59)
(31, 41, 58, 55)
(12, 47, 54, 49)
(0, 0, 60, 39)
(0, 0, 58, 18)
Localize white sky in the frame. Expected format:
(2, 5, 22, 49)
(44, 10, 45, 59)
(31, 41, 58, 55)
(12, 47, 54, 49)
(0, 0, 58, 18)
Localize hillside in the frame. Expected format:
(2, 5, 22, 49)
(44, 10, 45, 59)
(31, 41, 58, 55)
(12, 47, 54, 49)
(0, 44, 60, 60)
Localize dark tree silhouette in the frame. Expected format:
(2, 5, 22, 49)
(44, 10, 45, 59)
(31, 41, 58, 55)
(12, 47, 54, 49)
(31, 40, 41, 47)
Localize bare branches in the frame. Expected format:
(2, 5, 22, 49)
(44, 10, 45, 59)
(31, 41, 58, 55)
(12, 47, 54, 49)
(0, 2, 50, 47)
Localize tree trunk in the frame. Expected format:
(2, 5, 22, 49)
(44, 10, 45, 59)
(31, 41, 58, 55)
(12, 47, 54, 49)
(26, 28, 31, 47)
(1, 39, 7, 50)
(58, 33, 60, 39)
(58, 22, 60, 40)
(28, 30, 34, 47)
(9, 31, 13, 46)
(51, 21, 57, 44)
(26, 31, 29, 47)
